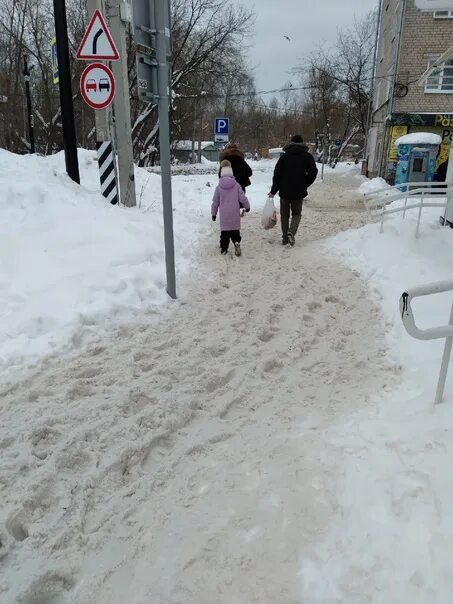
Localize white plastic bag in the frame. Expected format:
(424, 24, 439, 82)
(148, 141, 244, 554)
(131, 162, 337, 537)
(261, 197, 278, 230)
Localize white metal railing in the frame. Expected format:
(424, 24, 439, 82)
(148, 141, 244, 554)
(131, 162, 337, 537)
(364, 182, 452, 237)
(400, 280, 453, 405)
(365, 181, 449, 203)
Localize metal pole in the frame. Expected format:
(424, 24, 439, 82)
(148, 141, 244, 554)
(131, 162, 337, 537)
(23, 54, 35, 153)
(415, 191, 424, 238)
(435, 302, 453, 405)
(53, 0, 80, 184)
(108, 0, 136, 207)
(197, 101, 203, 164)
(191, 98, 197, 164)
(154, 0, 176, 299)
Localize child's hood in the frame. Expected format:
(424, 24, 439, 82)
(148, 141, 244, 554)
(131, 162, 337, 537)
(219, 175, 237, 190)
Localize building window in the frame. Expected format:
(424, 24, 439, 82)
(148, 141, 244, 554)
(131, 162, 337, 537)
(433, 10, 453, 18)
(425, 57, 453, 93)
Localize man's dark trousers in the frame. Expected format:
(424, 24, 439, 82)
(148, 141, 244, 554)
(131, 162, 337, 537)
(280, 198, 303, 237)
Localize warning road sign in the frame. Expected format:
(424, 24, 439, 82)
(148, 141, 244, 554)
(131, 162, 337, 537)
(76, 9, 119, 61)
(80, 63, 115, 110)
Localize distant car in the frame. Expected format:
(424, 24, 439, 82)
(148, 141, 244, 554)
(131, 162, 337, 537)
(86, 79, 97, 92)
(99, 78, 110, 92)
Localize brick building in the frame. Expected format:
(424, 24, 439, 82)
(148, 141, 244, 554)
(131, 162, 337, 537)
(368, 0, 453, 180)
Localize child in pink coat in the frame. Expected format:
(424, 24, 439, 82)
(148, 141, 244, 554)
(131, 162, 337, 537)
(212, 160, 250, 256)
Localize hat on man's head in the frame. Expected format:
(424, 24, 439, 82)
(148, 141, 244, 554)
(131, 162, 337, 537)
(291, 135, 304, 143)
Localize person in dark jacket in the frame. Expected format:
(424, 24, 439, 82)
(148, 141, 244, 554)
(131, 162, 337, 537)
(269, 135, 318, 246)
(219, 143, 253, 192)
(435, 159, 449, 182)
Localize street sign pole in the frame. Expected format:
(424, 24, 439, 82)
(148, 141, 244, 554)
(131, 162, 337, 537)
(107, 0, 137, 207)
(132, 0, 176, 298)
(154, 0, 176, 299)
(53, 0, 80, 184)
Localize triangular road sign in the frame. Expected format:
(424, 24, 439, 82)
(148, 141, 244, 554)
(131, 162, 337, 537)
(76, 9, 119, 61)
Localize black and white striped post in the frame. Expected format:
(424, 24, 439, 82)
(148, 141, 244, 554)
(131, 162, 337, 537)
(96, 141, 118, 205)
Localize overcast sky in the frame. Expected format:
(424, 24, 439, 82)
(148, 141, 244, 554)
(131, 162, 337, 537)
(240, 0, 378, 93)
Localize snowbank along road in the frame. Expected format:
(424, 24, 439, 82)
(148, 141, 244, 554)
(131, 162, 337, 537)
(0, 167, 399, 603)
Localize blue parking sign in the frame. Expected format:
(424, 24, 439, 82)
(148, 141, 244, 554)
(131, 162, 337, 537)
(214, 117, 229, 142)
(215, 117, 229, 134)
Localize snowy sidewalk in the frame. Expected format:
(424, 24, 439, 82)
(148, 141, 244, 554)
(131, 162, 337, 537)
(0, 172, 398, 603)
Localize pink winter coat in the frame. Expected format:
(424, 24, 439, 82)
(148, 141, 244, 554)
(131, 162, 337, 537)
(211, 176, 250, 231)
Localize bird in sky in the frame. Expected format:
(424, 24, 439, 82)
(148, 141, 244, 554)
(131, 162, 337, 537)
(284, 35, 291, 42)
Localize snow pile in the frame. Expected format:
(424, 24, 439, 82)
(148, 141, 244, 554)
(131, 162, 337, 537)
(329, 162, 362, 175)
(395, 132, 442, 147)
(359, 176, 390, 195)
(300, 203, 453, 602)
(0, 167, 388, 603)
(172, 140, 213, 151)
(0, 149, 211, 374)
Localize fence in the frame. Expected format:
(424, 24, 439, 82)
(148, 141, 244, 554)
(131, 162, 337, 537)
(364, 182, 453, 237)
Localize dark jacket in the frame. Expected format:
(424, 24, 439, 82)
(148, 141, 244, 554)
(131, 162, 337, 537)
(219, 148, 253, 191)
(270, 143, 318, 199)
(435, 160, 449, 182)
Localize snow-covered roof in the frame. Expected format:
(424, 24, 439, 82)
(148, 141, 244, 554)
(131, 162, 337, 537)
(172, 140, 213, 151)
(269, 147, 283, 154)
(395, 132, 442, 147)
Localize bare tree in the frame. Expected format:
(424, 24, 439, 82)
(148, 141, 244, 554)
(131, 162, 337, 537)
(131, 0, 254, 165)
(296, 10, 377, 160)
(0, 0, 93, 154)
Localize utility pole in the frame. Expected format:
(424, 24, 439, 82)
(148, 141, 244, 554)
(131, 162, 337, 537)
(108, 0, 136, 207)
(87, 0, 110, 142)
(154, 0, 176, 299)
(53, 0, 80, 184)
(23, 54, 35, 154)
(85, 0, 119, 205)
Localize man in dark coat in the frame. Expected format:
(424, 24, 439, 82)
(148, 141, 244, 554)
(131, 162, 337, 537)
(269, 135, 318, 246)
(219, 143, 253, 192)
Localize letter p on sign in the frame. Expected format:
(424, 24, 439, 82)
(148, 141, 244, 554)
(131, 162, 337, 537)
(215, 117, 229, 135)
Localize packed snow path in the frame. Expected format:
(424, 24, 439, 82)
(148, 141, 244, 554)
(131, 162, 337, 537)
(1, 172, 398, 603)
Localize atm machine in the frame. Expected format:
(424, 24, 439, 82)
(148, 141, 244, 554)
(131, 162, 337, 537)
(407, 148, 431, 182)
